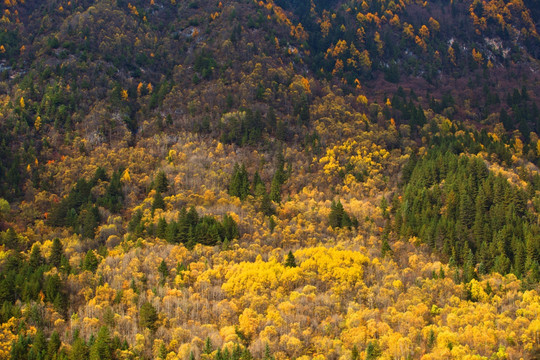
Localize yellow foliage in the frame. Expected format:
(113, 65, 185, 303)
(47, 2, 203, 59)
(128, 3, 139, 16)
(332, 59, 344, 75)
(330, 39, 348, 57)
(472, 48, 484, 64)
(238, 308, 261, 338)
(320, 19, 331, 37)
(415, 35, 427, 52)
(403, 23, 414, 39)
(469, 279, 488, 302)
(300, 76, 311, 94)
(0, 317, 18, 358)
(374, 31, 383, 55)
(389, 14, 400, 27)
(121, 168, 131, 182)
(429, 17, 440, 32)
(419, 24, 430, 38)
(319, 139, 390, 181)
(513, 137, 523, 156)
(290, 23, 308, 42)
(448, 46, 456, 65)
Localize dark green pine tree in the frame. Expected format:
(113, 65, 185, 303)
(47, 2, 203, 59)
(380, 196, 389, 219)
(156, 217, 168, 239)
(79, 206, 99, 239)
(203, 337, 213, 355)
(381, 239, 392, 257)
(285, 251, 296, 267)
(154, 170, 169, 193)
(100, 170, 123, 212)
(263, 343, 275, 360)
(254, 182, 267, 198)
(89, 327, 112, 360)
(2, 228, 19, 249)
(139, 302, 158, 332)
(341, 211, 353, 228)
(229, 163, 250, 200)
(185, 229, 195, 248)
(70, 337, 88, 360)
(472, 208, 485, 247)
(165, 221, 179, 244)
(92, 167, 108, 184)
(252, 171, 264, 194)
(83, 250, 99, 273)
(29, 329, 47, 360)
(158, 260, 169, 284)
(222, 214, 239, 241)
(525, 233, 539, 271)
(513, 241, 525, 277)
(45, 274, 61, 303)
(152, 191, 165, 212)
(268, 216, 277, 233)
(459, 187, 474, 229)
(49, 238, 63, 268)
(46, 331, 61, 360)
(128, 209, 143, 233)
(427, 329, 436, 348)
(260, 191, 274, 216)
(493, 253, 511, 275)
(329, 200, 345, 228)
(207, 223, 221, 246)
(60, 255, 71, 275)
(29, 243, 44, 270)
(463, 249, 476, 283)
(351, 345, 360, 360)
(269, 173, 282, 203)
(158, 343, 167, 359)
(176, 209, 190, 244)
(185, 206, 199, 228)
(10, 335, 31, 360)
(54, 291, 68, 316)
(366, 341, 381, 360)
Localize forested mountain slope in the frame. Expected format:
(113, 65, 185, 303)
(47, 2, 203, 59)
(0, 0, 539, 359)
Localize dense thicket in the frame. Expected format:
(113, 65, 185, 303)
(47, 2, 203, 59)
(154, 207, 239, 247)
(47, 168, 123, 239)
(0, 0, 539, 358)
(395, 149, 540, 281)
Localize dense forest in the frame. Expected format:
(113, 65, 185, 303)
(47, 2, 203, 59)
(0, 0, 539, 359)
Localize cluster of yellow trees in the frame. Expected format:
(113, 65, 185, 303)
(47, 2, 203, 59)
(1, 89, 538, 358)
(1, 2, 540, 359)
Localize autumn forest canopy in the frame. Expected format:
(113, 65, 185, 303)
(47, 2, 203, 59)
(0, 0, 540, 359)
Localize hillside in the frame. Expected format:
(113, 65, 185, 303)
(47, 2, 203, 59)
(0, 0, 540, 359)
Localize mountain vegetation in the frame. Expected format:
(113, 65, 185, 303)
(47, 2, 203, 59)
(0, 0, 539, 359)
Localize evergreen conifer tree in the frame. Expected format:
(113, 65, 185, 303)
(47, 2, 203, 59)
(83, 250, 99, 273)
(89, 327, 111, 360)
(29, 243, 43, 270)
(154, 171, 169, 193)
(152, 191, 165, 212)
(285, 251, 296, 267)
(49, 238, 63, 268)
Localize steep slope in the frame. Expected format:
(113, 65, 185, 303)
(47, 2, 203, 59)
(0, 0, 539, 359)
